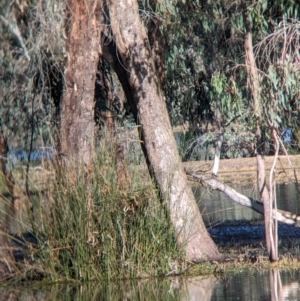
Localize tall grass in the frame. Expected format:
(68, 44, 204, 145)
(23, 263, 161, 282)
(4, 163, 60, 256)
(29, 144, 183, 282)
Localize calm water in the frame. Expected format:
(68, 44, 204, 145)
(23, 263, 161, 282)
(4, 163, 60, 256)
(194, 183, 300, 225)
(1, 269, 300, 300)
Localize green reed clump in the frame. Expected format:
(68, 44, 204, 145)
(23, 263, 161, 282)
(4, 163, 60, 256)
(33, 147, 183, 282)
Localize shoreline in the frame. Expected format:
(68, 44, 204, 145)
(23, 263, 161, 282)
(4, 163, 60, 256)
(183, 154, 300, 185)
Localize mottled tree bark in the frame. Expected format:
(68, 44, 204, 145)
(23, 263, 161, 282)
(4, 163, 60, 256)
(106, 0, 220, 261)
(60, 0, 102, 167)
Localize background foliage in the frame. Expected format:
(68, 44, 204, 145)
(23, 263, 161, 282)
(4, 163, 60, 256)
(159, 0, 300, 158)
(0, 0, 299, 158)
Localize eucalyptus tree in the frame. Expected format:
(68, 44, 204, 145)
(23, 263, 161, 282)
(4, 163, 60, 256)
(2, 0, 299, 264)
(1, 0, 222, 261)
(0, 0, 63, 232)
(161, 0, 299, 157)
(0, 0, 63, 150)
(160, 0, 300, 261)
(240, 0, 277, 261)
(234, 0, 300, 261)
(47, 0, 222, 261)
(103, 0, 220, 261)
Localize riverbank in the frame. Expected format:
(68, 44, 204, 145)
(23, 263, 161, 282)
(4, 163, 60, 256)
(183, 154, 300, 185)
(185, 155, 300, 266)
(1, 154, 300, 283)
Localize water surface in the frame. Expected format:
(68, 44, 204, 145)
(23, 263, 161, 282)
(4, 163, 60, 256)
(194, 183, 300, 225)
(1, 269, 300, 301)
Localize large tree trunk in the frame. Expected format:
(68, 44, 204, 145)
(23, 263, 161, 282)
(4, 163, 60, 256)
(60, 0, 102, 167)
(106, 0, 221, 261)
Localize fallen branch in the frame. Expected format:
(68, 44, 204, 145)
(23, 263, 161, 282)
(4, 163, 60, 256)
(186, 170, 300, 227)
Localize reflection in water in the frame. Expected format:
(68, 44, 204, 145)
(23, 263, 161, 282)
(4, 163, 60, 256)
(211, 270, 300, 301)
(177, 276, 217, 301)
(270, 269, 300, 301)
(282, 281, 299, 301)
(194, 183, 300, 225)
(270, 269, 283, 301)
(1, 270, 300, 301)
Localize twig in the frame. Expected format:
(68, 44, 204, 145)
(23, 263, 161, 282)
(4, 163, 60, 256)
(269, 128, 280, 259)
(0, 14, 30, 61)
(278, 135, 300, 194)
(116, 220, 125, 261)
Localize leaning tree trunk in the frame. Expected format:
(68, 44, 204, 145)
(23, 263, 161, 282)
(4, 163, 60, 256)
(241, 0, 277, 261)
(60, 0, 102, 167)
(106, 0, 221, 261)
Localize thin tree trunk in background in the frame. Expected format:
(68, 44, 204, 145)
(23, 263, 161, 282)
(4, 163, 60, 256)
(97, 59, 116, 140)
(256, 125, 277, 261)
(241, 0, 277, 261)
(0, 127, 21, 233)
(107, 0, 221, 261)
(209, 31, 224, 177)
(0, 127, 14, 197)
(211, 96, 224, 177)
(60, 0, 102, 167)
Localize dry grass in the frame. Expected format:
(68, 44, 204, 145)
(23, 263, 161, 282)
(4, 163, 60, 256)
(1, 151, 300, 283)
(0, 145, 185, 283)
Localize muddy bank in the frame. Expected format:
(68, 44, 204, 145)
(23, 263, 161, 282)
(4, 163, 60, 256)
(183, 155, 300, 185)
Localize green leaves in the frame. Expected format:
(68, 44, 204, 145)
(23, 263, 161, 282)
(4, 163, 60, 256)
(210, 72, 243, 119)
(211, 72, 226, 95)
(160, 0, 299, 144)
